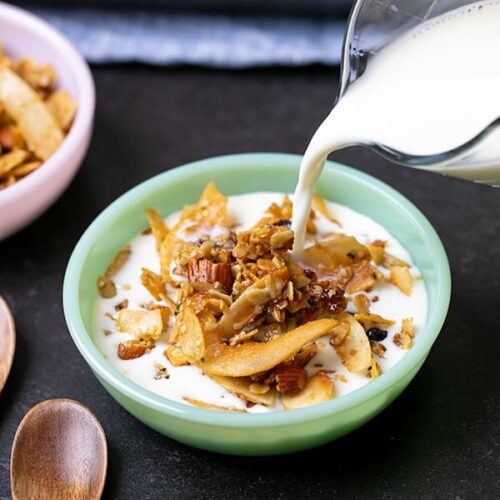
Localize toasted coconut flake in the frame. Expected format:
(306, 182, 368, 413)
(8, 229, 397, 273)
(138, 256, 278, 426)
(303, 236, 370, 270)
(281, 371, 334, 410)
(215, 267, 288, 339)
(249, 382, 270, 395)
(332, 313, 372, 372)
(140, 268, 167, 302)
(0, 67, 63, 160)
(159, 232, 182, 284)
(253, 195, 293, 228)
(0, 149, 28, 176)
(367, 241, 385, 265)
(202, 318, 338, 377)
(228, 328, 258, 346)
(15, 58, 56, 90)
(146, 208, 168, 251)
(312, 193, 341, 226)
(183, 396, 245, 412)
(147, 303, 171, 327)
(354, 313, 395, 328)
(164, 345, 188, 367)
(179, 182, 227, 227)
(390, 266, 413, 296)
(9, 160, 42, 178)
(169, 304, 205, 364)
(45, 90, 77, 131)
(346, 261, 384, 294)
(211, 375, 275, 406)
(382, 252, 410, 270)
(116, 308, 164, 340)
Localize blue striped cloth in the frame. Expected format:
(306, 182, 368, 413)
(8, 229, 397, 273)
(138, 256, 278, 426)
(32, 8, 345, 67)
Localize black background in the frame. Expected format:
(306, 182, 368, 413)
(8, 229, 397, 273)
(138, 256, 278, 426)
(1, 65, 499, 499)
(13, 1, 352, 15)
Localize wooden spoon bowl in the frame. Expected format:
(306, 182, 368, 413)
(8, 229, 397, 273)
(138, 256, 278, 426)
(10, 399, 107, 500)
(0, 295, 15, 393)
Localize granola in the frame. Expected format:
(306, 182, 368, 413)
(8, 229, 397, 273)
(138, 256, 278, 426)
(0, 42, 78, 190)
(94, 185, 427, 412)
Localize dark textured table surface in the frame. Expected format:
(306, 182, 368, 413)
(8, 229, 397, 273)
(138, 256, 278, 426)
(1, 66, 499, 499)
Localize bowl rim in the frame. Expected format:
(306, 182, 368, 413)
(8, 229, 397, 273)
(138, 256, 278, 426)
(0, 2, 95, 203)
(63, 152, 451, 427)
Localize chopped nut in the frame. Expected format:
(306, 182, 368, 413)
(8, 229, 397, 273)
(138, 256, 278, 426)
(393, 332, 412, 349)
(393, 317, 414, 349)
(96, 275, 117, 299)
(370, 340, 387, 358)
(275, 364, 308, 393)
(281, 371, 334, 410)
(390, 266, 413, 296)
(187, 258, 233, 292)
(401, 317, 414, 338)
(154, 362, 170, 380)
(114, 299, 129, 311)
(368, 358, 382, 379)
(353, 293, 371, 314)
(105, 246, 131, 277)
(118, 340, 148, 360)
(346, 261, 384, 294)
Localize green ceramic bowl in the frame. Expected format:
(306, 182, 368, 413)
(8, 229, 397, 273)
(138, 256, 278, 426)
(63, 153, 451, 455)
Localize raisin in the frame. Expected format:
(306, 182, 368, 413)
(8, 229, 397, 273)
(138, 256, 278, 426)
(273, 219, 291, 228)
(367, 327, 388, 342)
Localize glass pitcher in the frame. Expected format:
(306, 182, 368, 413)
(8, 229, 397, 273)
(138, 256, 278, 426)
(338, 0, 500, 186)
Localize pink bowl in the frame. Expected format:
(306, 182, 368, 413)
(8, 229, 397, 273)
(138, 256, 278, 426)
(0, 3, 95, 239)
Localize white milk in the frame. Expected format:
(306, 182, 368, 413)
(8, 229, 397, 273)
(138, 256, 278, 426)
(292, 0, 500, 255)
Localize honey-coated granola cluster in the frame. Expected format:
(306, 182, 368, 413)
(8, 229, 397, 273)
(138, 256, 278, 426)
(98, 183, 415, 411)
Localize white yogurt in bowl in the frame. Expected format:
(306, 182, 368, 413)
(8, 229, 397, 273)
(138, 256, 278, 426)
(93, 192, 427, 413)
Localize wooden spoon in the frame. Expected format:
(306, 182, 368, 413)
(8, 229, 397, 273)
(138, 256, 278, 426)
(0, 295, 15, 393)
(10, 399, 108, 500)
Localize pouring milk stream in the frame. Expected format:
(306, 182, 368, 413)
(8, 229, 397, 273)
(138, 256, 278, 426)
(292, 0, 500, 256)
